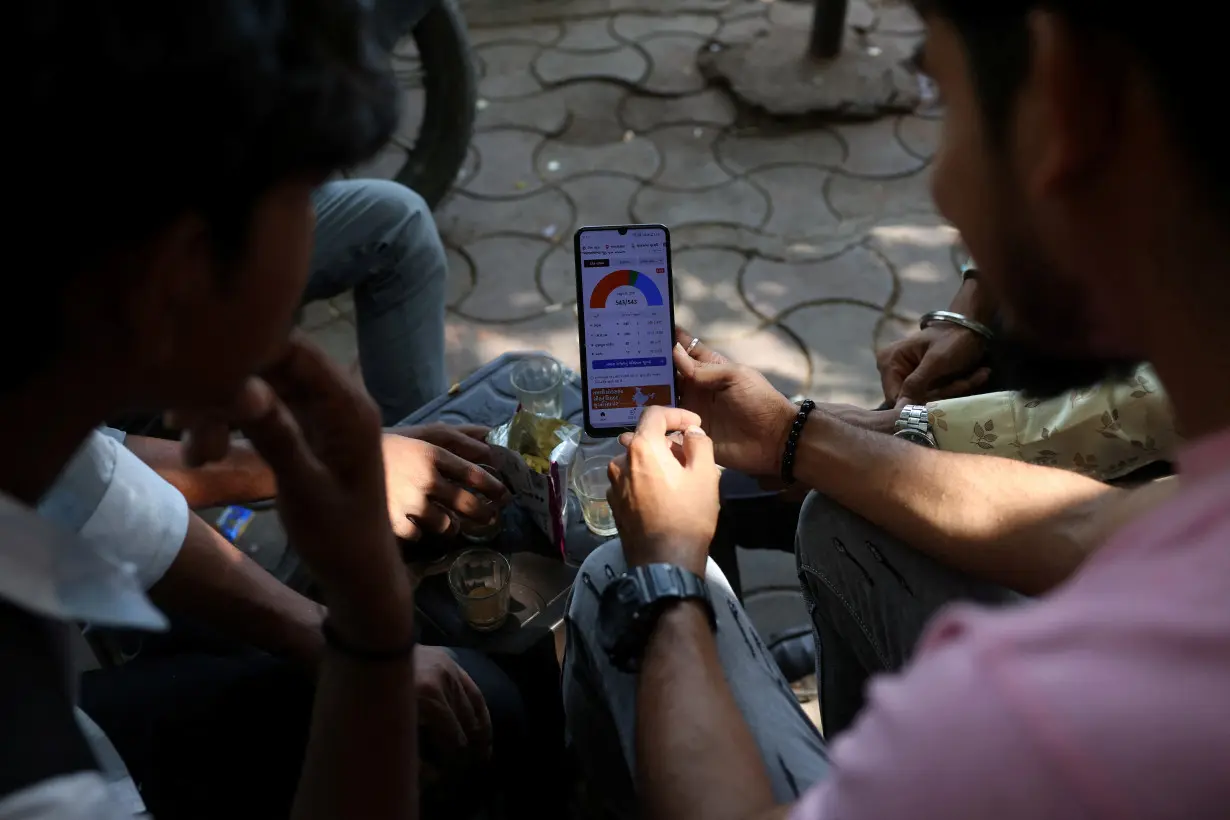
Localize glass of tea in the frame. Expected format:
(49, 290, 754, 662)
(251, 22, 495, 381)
(447, 548, 512, 632)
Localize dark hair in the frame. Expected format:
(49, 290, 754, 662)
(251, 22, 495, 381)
(11, 0, 398, 382)
(913, 2, 1225, 209)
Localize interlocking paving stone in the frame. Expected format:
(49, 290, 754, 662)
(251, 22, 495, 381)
(832, 117, 931, 178)
(777, 302, 885, 405)
(748, 165, 840, 238)
(536, 134, 662, 182)
(612, 12, 720, 40)
(825, 167, 933, 220)
(870, 0, 924, 34)
(555, 173, 642, 227)
(437, 187, 574, 246)
(742, 245, 894, 320)
(713, 12, 770, 45)
(895, 113, 941, 162)
(552, 82, 635, 144)
(475, 90, 570, 133)
(862, 218, 961, 320)
(444, 308, 582, 380)
(533, 43, 649, 85)
(619, 87, 737, 131)
(632, 178, 770, 228)
(536, 243, 578, 305)
(461, 129, 548, 197)
(712, 326, 811, 397)
(672, 247, 760, 331)
(467, 22, 563, 46)
(461, 0, 735, 28)
(639, 34, 710, 94)
(639, 34, 708, 95)
(714, 128, 845, 174)
(445, 246, 476, 308)
(454, 234, 557, 321)
(647, 125, 734, 189)
(474, 42, 545, 98)
(554, 17, 625, 51)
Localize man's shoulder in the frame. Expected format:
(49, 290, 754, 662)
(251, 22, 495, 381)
(793, 582, 1230, 820)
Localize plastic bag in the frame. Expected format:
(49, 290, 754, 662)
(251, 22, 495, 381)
(487, 410, 581, 557)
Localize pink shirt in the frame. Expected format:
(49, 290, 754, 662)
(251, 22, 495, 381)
(792, 428, 1230, 820)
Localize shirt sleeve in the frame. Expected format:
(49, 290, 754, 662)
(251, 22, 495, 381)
(926, 364, 1178, 481)
(788, 615, 1077, 820)
(37, 429, 188, 590)
(0, 773, 135, 820)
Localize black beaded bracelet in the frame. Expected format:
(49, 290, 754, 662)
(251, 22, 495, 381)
(780, 399, 816, 485)
(321, 617, 417, 662)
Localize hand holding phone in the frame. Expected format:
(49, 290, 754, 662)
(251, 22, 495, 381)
(574, 224, 678, 437)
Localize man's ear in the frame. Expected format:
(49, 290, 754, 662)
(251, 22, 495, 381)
(1020, 11, 1123, 200)
(67, 213, 215, 372)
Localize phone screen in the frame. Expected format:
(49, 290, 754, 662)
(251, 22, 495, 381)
(574, 225, 677, 435)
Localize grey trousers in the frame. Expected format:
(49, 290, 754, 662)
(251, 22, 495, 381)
(307, 179, 449, 425)
(561, 491, 1020, 813)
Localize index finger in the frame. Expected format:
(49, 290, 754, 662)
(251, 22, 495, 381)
(634, 405, 703, 440)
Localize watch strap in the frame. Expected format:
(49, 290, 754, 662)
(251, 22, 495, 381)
(893, 404, 937, 447)
(601, 563, 715, 672)
(894, 404, 930, 435)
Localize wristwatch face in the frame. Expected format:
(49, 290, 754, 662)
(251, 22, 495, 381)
(597, 575, 639, 645)
(893, 428, 937, 448)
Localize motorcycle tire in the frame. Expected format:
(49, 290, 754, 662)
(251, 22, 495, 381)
(391, 0, 477, 210)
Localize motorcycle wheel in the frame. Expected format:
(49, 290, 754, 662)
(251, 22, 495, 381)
(386, 0, 477, 210)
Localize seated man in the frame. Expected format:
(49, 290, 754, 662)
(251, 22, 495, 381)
(860, 258, 1179, 481)
(41, 421, 546, 818)
(308, 178, 448, 425)
(562, 2, 1229, 818)
(0, 2, 454, 817)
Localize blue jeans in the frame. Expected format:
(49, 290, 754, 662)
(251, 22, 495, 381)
(307, 180, 448, 424)
(562, 542, 831, 818)
(562, 492, 1021, 813)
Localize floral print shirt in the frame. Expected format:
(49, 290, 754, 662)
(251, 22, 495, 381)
(927, 364, 1177, 481)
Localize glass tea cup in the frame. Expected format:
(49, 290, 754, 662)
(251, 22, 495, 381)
(574, 455, 618, 537)
(448, 549, 512, 632)
(458, 464, 504, 544)
(510, 356, 564, 418)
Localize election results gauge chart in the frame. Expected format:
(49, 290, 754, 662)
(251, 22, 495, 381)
(588, 269, 665, 309)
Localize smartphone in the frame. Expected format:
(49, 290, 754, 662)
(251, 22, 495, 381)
(574, 224, 678, 437)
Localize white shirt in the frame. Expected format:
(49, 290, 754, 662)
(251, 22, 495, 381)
(37, 428, 188, 591)
(1, 427, 188, 818)
(0, 490, 166, 818)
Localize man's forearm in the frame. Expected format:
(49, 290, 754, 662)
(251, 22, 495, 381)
(292, 579, 418, 820)
(126, 434, 276, 508)
(638, 601, 787, 820)
(794, 412, 1117, 595)
(148, 512, 325, 665)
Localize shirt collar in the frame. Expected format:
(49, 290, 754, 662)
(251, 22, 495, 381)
(0, 492, 166, 630)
